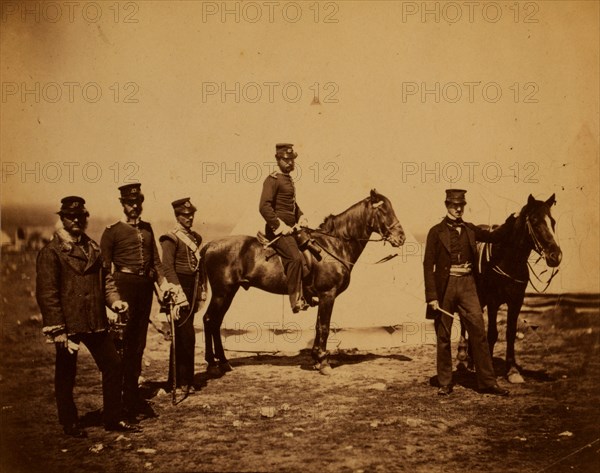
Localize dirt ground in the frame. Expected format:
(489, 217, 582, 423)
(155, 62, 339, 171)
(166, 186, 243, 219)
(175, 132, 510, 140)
(1, 251, 599, 473)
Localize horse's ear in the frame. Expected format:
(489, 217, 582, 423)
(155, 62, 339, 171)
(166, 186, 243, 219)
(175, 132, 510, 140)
(546, 193, 556, 206)
(527, 194, 536, 206)
(370, 189, 378, 202)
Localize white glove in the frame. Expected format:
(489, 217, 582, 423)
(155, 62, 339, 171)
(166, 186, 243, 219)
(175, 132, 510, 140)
(171, 304, 181, 320)
(275, 219, 293, 236)
(111, 300, 129, 314)
(428, 300, 440, 311)
(298, 215, 309, 227)
(160, 280, 176, 295)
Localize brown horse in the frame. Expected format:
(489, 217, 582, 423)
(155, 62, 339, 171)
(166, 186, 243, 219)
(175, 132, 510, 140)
(458, 194, 562, 383)
(199, 189, 406, 375)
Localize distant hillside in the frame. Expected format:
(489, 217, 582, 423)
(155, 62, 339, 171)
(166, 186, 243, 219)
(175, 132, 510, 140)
(1, 203, 234, 244)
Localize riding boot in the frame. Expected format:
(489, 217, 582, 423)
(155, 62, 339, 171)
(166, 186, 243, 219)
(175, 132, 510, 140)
(290, 290, 310, 313)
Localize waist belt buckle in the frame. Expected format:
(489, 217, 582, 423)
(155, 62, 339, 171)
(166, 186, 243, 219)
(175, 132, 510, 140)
(137, 268, 146, 277)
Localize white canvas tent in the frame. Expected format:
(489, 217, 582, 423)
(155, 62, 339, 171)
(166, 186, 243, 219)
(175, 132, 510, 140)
(0, 230, 12, 248)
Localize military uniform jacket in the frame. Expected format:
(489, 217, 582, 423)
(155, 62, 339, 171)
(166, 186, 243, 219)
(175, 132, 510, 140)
(36, 230, 120, 336)
(423, 216, 515, 319)
(100, 220, 164, 281)
(259, 172, 303, 235)
(159, 227, 203, 284)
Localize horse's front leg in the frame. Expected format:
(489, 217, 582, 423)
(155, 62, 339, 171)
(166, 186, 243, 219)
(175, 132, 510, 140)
(506, 298, 525, 384)
(312, 292, 336, 376)
(486, 301, 501, 359)
(457, 322, 469, 371)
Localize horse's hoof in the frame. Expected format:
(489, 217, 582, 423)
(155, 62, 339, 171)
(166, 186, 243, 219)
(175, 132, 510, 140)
(507, 369, 525, 384)
(457, 348, 468, 362)
(319, 364, 333, 376)
(313, 362, 321, 371)
(206, 365, 221, 378)
(219, 362, 233, 373)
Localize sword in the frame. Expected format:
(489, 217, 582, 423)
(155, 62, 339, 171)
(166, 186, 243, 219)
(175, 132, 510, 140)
(264, 224, 301, 248)
(435, 306, 461, 321)
(161, 291, 177, 406)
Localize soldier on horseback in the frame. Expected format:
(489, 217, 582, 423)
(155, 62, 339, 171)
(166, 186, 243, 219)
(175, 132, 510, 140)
(259, 143, 315, 313)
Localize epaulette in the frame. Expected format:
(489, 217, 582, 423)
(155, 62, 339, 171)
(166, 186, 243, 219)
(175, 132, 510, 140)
(106, 221, 120, 229)
(269, 171, 279, 178)
(159, 232, 177, 243)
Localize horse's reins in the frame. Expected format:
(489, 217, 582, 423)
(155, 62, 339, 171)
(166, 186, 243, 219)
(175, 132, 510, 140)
(525, 215, 559, 293)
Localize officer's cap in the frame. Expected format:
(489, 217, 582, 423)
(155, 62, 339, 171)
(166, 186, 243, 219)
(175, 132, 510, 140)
(58, 196, 89, 217)
(172, 197, 197, 215)
(119, 183, 144, 202)
(275, 143, 298, 160)
(445, 189, 467, 205)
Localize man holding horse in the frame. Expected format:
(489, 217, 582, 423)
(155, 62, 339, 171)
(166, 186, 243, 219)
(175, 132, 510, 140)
(424, 189, 514, 396)
(259, 143, 311, 313)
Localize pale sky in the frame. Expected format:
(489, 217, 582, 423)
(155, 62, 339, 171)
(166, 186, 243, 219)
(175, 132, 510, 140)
(1, 0, 598, 292)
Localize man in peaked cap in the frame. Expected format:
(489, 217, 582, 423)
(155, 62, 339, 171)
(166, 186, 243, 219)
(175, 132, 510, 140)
(423, 189, 516, 396)
(259, 143, 311, 313)
(36, 196, 140, 436)
(101, 183, 168, 422)
(159, 197, 204, 396)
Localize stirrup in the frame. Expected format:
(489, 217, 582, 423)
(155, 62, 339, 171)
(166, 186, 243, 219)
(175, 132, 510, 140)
(292, 299, 310, 313)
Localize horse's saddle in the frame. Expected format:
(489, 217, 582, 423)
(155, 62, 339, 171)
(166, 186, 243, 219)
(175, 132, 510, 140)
(256, 230, 322, 278)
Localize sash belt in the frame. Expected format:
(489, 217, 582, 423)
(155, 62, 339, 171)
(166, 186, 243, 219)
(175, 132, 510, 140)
(116, 266, 154, 278)
(449, 263, 472, 277)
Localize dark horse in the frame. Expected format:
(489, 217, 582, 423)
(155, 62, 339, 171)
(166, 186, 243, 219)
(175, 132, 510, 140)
(199, 190, 405, 375)
(459, 194, 562, 383)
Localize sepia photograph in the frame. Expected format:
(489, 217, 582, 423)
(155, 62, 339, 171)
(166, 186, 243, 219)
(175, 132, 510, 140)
(1, 1, 599, 472)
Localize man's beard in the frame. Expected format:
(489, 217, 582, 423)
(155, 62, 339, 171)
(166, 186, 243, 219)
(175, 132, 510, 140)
(278, 162, 294, 173)
(125, 208, 142, 220)
(64, 221, 87, 237)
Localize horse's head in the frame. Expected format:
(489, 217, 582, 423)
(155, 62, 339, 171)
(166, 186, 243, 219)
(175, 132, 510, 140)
(521, 194, 562, 267)
(366, 189, 406, 247)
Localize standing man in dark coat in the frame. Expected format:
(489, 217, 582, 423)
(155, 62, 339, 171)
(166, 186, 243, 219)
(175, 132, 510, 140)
(36, 196, 140, 436)
(424, 189, 515, 396)
(159, 198, 203, 396)
(100, 183, 167, 422)
(259, 143, 310, 313)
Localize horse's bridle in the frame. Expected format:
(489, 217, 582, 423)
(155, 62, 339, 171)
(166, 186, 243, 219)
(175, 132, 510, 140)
(492, 210, 558, 291)
(367, 201, 403, 244)
(525, 213, 559, 292)
(526, 214, 552, 260)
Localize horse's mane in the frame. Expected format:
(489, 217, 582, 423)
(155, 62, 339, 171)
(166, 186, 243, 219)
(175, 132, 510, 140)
(317, 198, 370, 240)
